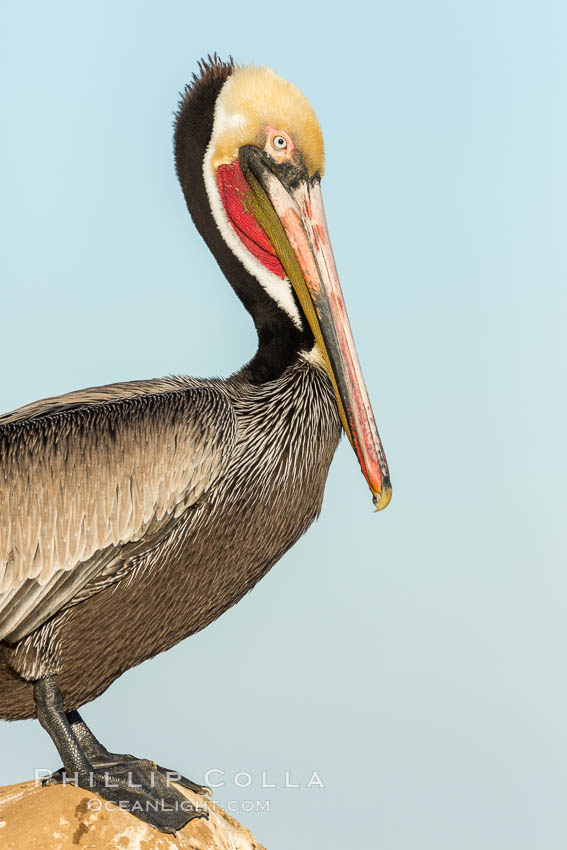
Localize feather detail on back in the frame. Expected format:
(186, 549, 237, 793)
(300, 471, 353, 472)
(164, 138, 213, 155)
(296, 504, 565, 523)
(0, 377, 236, 642)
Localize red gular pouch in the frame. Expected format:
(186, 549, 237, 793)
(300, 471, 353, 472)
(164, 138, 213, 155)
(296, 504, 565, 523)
(217, 161, 286, 279)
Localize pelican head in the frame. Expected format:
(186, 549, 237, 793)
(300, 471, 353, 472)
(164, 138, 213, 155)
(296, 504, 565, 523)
(176, 58, 391, 511)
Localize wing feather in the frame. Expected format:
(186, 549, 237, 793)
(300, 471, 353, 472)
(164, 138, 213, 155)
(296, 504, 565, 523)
(0, 378, 236, 642)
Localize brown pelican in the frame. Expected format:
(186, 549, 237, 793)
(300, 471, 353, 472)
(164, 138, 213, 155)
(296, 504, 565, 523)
(0, 56, 391, 832)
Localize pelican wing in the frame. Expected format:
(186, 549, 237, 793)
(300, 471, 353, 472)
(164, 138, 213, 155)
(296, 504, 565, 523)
(0, 377, 236, 643)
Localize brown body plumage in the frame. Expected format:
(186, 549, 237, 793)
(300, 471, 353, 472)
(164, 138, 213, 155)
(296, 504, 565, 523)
(0, 361, 340, 719)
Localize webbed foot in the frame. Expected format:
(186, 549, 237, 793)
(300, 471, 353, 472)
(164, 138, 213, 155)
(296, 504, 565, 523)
(34, 684, 207, 833)
(44, 758, 207, 833)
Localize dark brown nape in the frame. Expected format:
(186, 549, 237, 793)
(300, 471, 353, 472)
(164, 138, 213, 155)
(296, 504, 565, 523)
(173, 55, 314, 384)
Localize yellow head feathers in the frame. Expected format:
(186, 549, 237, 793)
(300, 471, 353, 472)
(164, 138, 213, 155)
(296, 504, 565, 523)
(208, 65, 325, 177)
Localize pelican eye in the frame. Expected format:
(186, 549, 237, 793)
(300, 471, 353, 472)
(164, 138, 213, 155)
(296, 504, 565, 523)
(271, 135, 287, 151)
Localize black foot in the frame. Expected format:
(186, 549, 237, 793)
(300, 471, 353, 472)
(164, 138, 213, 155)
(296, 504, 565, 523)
(44, 758, 207, 833)
(34, 682, 206, 833)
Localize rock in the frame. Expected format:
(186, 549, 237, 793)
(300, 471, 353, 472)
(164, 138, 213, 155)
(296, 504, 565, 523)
(0, 780, 266, 849)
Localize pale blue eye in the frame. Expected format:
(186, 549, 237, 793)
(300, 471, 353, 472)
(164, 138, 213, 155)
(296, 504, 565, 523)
(272, 135, 287, 150)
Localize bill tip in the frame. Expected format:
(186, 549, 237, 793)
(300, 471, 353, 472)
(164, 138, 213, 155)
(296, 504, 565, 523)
(372, 482, 392, 512)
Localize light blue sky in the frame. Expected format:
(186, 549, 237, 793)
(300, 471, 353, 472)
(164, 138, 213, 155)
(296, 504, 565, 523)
(1, 1, 566, 848)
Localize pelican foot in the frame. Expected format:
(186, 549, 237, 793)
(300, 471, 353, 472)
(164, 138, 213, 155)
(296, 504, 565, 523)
(34, 684, 207, 833)
(44, 758, 208, 833)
